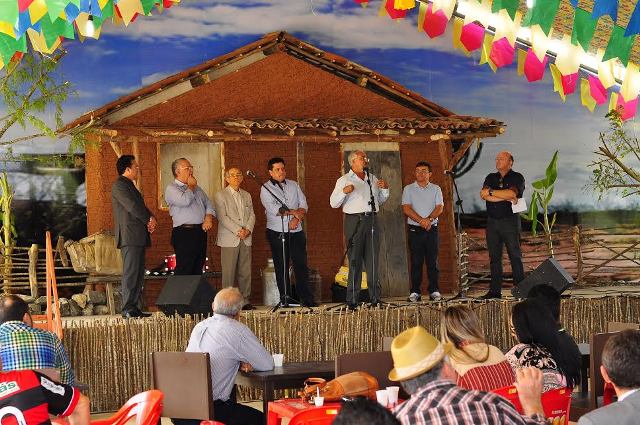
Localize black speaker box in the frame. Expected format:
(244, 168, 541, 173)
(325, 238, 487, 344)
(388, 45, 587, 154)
(511, 257, 574, 298)
(156, 275, 216, 316)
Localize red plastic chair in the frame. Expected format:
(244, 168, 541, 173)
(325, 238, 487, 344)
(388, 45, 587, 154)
(91, 390, 164, 425)
(492, 385, 571, 422)
(200, 421, 225, 425)
(289, 405, 341, 425)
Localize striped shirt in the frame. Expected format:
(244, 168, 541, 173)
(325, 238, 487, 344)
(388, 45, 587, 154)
(0, 321, 74, 385)
(457, 360, 516, 392)
(186, 314, 274, 401)
(393, 379, 547, 425)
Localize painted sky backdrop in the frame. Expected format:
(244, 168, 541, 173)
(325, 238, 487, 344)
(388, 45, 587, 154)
(6, 0, 638, 211)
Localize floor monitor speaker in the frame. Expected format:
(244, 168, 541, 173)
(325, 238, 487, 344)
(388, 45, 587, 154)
(511, 258, 574, 299)
(156, 275, 216, 316)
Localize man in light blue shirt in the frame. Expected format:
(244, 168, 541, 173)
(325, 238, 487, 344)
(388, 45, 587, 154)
(260, 157, 316, 307)
(401, 161, 444, 302)
(165, 158, 216, 275)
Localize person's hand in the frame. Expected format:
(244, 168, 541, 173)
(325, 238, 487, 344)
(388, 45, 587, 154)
(292, 208, 305, 220)
(377, 179, 388, 189)
(239, 362, 253, 373)
(419, 218, 431, 230)
(511, 197, 518, 204)
(289, 217, 300, 230)
(202, 215, 213, 231)
(187, 175, 197, 189)
(480, 188, 490, 198)
(147, 216, 157, 234)
(343, 184, 355, 194)
(514, 367, 544, 417)
(238, 228, 251, 240)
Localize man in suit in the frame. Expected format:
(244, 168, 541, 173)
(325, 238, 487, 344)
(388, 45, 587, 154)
(578, 329, 640, 425)
(214, 167, 256, 310)
(111, 155, 156, 319)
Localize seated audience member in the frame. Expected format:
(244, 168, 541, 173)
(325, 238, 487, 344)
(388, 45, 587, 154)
(0, 295, 75, 385)
(578, 330, 640, 425)
(185, 287, 274, 425)
(389, 326, 547, 424)
(506, 298, 580, 392)
(333, 397, 400, 425)
(0, 368, 89, 425)
(441, 305, 515, 391)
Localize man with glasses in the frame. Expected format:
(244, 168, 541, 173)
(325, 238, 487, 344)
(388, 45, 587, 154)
(330, 150, 389, 309)
(214, 167, 256, 310)
(165, 158, 216, 275)
(112, 155, 156, 318)
(479, 151, 525, 299)
(401, 162, 444, 302)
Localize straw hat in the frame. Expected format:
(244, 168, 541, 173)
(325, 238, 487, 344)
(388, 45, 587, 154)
(388, 326, 451, 382)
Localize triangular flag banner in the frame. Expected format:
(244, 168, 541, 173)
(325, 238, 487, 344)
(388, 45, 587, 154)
(417, 1, 426, 32)
(603, 26, 636, 66)
(0, 0, 19, 26)
(617, 94, 638, 120)
(625, 1, 640, 37)
(493, 9, 521, 46)
(517, 47, 526, 76)
(561, 72, 578, 95)
(589, 75, 608, 104)
(491, 0, 518, 20)
(592, 0, 618, 22)
(522, 0, 560, 35)
(570, 0, 578, 6)
(459, 22, 484, 51)
(530, 25, 552, 61)
(609, 92, 619, 112)
(571, 7, 597, 51)
(580, 78, 598, 112)
(489, 37, 515, 68)
(480, 33, 497, 72)
(549, 63, 566, 101)
(555, 35, 583, 75)
(524, 48, 547, 82)
(431, 0, 455, 19)
(393, 0, 415, 10)
(423, 3, 448, 39)
(452, 17, 471, 56)
(598, 58, 617, 89)
(621, 62, 640, 102)
(0, 33, 26, 64)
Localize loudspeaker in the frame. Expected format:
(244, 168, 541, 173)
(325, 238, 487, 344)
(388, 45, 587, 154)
(156, 275, 216, 316)
(511, 258, 574, 298)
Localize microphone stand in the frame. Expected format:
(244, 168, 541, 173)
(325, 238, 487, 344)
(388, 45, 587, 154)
(246, 173, 304, 311)
(446, 171, 470, 301)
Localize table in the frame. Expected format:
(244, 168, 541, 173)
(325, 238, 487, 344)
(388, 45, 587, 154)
(578, 343, 589, 394)
(267, 398, 341, 425)
(235, 360, 335, 422)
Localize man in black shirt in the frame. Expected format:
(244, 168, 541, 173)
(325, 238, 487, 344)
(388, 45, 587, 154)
(479, 151, 525, 299)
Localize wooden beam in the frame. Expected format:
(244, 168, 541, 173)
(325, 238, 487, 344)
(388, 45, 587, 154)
(132, 137, 142, 192)
(109, 141, 122, 158)
(448, 137, 477, 171)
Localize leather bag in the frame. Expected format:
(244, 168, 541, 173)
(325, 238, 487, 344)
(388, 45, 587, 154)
(300, 371, 379, 402)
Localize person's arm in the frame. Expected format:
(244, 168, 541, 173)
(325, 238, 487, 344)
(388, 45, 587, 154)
(374, 175, 390, 204)
(67, 394, 90, 425)
(164, 183, 195, 208)
(480, 186, 517, 202)
(112, 181, 150, 225)
(329, 176, 348, 208)
(214, 192, 242, 235)
(37, 373, 89, 425)
(260, 185, 285, 218)
(203, 190, 216, 218)
(245, 193, 256, 234)
(238, 327, 274, 371)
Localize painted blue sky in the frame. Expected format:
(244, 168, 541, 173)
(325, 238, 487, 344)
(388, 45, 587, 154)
(6, 0, 638, 211)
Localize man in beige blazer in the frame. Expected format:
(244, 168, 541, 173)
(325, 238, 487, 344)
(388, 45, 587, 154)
(214, 167, 256, 310)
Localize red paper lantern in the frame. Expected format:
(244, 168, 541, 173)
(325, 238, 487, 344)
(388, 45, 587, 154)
(523, 48, 547, 82)
(561, 73, 578, 95)
(385, 0, 407, 19)
(459, 22, 485, 51)
(489, 37, 515, 68)
(422, 4, 448, 38)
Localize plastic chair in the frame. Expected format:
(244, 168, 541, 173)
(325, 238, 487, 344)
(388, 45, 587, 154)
(200, 421, 225, 425)
(492, 385, 571, 422)
(91, 390, 164, 425)
(289, 405, 341, 425)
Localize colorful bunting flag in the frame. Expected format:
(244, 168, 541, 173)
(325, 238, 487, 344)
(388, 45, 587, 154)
(393, 0, 415, 10)
(530, 25, 552, 62)
(549, 63, 566, 101)
(417, 1, 426, 32)
(459, 22, 484, 51)
(580, 78, 597, 112)
(489, 37, 515, 68)
(423, 3, 448, 39)
(625, 1, 640, 37)
(571, 7, 597, 52)
(620, 62, 640, 102)
(616, 93, 638, 120)
(431, 0, 455, 20)
(384, 0, 406, 19)
(492, 9, 521, 46)
(517, 47, 526, 76)
(555, 35, 583, 76)
(479, 33, 497, 72)
(524, 48, 548, 82)
(589, 75, 608, 104)
(592, 0, 618, 22)
(491, 0, 518, 20)
(521, 0, 560, 35)
(602, 26, 636, 66)
(561, 73, 578, 95)
(452, 17, 471, 56)
(609, 92, 619, 112)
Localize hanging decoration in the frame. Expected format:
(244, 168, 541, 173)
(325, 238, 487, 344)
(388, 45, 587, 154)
(0, 0, 180, 68)
(355, 0, 640, 120)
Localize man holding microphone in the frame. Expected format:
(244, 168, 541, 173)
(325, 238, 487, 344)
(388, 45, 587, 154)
(330, 151, 389, 310)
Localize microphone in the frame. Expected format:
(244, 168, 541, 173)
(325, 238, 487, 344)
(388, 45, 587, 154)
(363, 166, 370, 175)
(246, 170, 257, 179)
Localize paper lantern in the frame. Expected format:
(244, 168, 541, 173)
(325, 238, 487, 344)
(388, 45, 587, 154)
(524, 48, 548, 82)
(459, 22, 485, 51)
(386, 0, 407, 19)
(423, 3, 448, 39)
(489, 37, 515, 68)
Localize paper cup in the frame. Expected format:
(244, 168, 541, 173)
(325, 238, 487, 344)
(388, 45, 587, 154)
(386, 386, 399, 407)
(314, 396, 325, 407)
(272, 353, 284, 367)
(376, 389, 389, 407)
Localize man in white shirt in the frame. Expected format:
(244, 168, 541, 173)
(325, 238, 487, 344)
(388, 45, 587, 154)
(578, 330, 640, 425)
(330, 151, 389, 309)
(260, 157, 316, 307)
(401, 161, 444, 302)
(214, 167, 256, 310)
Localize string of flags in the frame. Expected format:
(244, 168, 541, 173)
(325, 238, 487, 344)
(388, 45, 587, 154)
(0, 0, 180, 70)
(356, 0, 640, 120)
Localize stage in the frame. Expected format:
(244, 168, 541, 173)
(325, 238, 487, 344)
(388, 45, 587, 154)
(62, 283, 640, 412)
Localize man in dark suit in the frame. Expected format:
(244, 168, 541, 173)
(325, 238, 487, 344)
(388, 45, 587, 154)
(578, 330, 640, 425)
(111, 155, 156, 319)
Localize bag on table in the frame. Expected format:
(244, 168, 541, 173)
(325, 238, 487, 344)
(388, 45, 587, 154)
(299, 371, 379, 402)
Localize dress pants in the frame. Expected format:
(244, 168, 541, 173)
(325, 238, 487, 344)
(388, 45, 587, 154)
(120, 245, 146, 312)
(486, 214, 525, 294)
(266, 229, 314, 305)
(220, 242, 252, 300)
(408, 225, 440, 295)
(344, 214, 381, 305)
(171, 226, 207, 275)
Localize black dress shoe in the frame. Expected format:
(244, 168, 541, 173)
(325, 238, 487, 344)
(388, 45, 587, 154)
(347, 303, 357, 311)
(302, 301, 318, 308)
(242, 303, 256, 311)
(479, 292, 502, 300)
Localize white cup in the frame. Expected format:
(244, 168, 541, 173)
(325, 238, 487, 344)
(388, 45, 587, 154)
(272, 353, 284, 367)
(314, 396, 325, 407)
(386, 386, 399, 407)
(375, 389, 389, 407)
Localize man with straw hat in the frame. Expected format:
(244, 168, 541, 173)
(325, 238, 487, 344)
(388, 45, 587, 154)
(389, 326, 547, 424)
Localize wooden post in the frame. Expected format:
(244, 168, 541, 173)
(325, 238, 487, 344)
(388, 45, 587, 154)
(132, 137, 142, 192)
(56, 236, 68, 267)
(28, 244, 38, 298)
(572, 226, 583, 284)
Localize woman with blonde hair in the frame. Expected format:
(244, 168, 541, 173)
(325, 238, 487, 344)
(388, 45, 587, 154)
(441, 304, 515, 391)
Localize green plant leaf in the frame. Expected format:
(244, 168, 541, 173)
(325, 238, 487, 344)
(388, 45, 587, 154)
(550, 212, 557, 229)
(544, 186, 554, 206)
(545, 150, 559, 186)
(532, 178, 547, 190)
